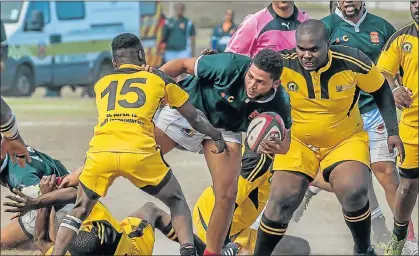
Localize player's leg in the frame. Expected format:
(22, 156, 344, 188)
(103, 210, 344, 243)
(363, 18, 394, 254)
(253, 137, 318, 256)
(323, 131, 374, 255)
(0, 219, 31, 248)
(52, 152, 116, 255)
(154, 126, 178, 154)
(385, 123, 419, 256)
(201, 135, 242, 254)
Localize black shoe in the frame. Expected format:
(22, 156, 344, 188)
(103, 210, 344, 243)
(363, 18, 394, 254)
(354, 246, 377, 256)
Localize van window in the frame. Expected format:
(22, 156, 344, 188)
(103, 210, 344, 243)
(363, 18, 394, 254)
(140, 2, 156, 16)
(56, 1, 85, 20)
(1, 1, 24, 23)
(26, 1, 51, 24)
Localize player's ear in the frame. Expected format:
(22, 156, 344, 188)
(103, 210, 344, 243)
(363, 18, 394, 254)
(273, 79, 280, 89)
(112, 58, 118, 69)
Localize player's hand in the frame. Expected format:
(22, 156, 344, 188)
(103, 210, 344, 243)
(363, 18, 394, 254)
(3, 188, 35, 220)
(1, 134, 31, 168)
(58, 173, 80, 189)
(200, 48, 217, 55)
(212, 134, 230, 155)
(393, 87, 413, 109)
(40, 175, 57, 194)
(139, 64, 156, 73)
(258, 129, 291, 155)
(388, 135, 405, 165)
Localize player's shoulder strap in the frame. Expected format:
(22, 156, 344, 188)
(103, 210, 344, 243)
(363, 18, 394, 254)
(330, 45, 373, 74)
(383, 21, 418, 51)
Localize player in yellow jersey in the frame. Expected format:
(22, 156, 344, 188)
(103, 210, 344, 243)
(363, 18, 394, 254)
(51, 33, 228, 256)
(253, 20, 404, 256)
(377, 1, 419, 255)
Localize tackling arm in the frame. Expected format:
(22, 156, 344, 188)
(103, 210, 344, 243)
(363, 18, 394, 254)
(159, 57, 197, 78)
(34, 204, 55, 254)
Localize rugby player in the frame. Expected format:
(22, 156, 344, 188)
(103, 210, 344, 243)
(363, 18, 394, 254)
(292, 2, 418, 253)
(225, 1, 310, 56)
(1, 140, 73, 249)
(377, 1, 419, 254)
(253, 19, 404, 256)
(51, 33, 229, 256)
(1, 97, 30, 167)
(152, 48, 292, 255)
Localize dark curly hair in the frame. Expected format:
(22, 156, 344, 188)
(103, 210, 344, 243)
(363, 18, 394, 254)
(111, 33, 145, 64)
(251, 48, 283, 80)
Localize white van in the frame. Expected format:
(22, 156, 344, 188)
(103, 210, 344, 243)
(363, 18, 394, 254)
(1, 1, 161, 97)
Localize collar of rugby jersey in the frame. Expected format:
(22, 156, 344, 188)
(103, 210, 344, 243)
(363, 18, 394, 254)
(334, 6, 368, 32)
(310, 50, 333, 76)
(415, 21, 419, 31)
(0, 154, 8, 173)
(118, 64, 143, 70)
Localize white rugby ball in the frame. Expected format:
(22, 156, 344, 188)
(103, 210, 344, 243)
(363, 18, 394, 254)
(246, 112, 286, 152)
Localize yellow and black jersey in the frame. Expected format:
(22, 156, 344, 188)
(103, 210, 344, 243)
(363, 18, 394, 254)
(279, 45, 385, 148)
(89, 64, 189, 153)
(377, 21, 419, 128)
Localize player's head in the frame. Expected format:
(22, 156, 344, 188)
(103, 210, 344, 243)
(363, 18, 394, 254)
(411, 0, 419, 23)
(175, 3, 185, 17)
(329, 1, 338, 14)
(337, 1, 364, 18)
(246, 49, 282, 100)
(295, 19, 330, 71)
(111, 33, 146, 68)
(225, 8, 234, 22)
(272, 1, 295, 11)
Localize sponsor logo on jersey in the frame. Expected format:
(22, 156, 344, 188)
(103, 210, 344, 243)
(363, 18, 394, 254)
(287, 82, 298, 92)
(221, 92, 234, 102)
(370, 32, 380, 44)
(336, 84, 353, 92)
(402, 42, 412, 52)
(180, 128, 196, 138)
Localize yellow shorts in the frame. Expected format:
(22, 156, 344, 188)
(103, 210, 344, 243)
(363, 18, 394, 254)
(273, 131, 370, 180)
(119, 217, 155, 255)
(399, 122, 419, 170)
(79, 149, 170, 198)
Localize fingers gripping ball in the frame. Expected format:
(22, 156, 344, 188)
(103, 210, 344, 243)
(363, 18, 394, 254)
(246, 112, 286, 152)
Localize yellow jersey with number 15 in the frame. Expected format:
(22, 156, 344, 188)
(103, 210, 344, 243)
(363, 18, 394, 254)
(88, 64, 189, 153)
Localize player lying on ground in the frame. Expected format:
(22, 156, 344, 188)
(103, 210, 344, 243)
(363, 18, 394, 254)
(151, 48, 292, 255)
(0, 97, 30, 167)
(377, 1, 419, 255)
(292, 2, 418, 255)
(252, 19, 404, 256)
(50, 33, 229, 256)
(0, 140, 74, 249)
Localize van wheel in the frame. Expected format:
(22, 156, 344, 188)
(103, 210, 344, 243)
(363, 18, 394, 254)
(85, 61, 113, 98)
(11, 65, 35, 97)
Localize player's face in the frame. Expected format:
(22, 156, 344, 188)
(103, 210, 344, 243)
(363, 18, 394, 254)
(296, 34, 329, 71)
(411, 0, 419, 23)
(272, 1, 294, 11)
(338, 1, 363, 18)
(245, 64, 280, 99)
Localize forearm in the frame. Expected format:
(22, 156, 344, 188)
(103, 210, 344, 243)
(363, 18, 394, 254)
(382, 72, 399, 90)
(35, 206, 53, 253)
(0, 97, 12, 125)
(160, 58, 196, 78)
(371, 82, 399, 136)
(0, 97, 20, 139)
(34, 188, 77, 210)
(187, 112, 221, 141)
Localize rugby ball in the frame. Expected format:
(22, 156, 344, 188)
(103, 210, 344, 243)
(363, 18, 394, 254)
(246, 112, 286, 152)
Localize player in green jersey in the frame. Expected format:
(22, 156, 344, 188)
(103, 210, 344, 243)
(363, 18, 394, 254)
(0, 140, 72, 249)
(152, 49, 292, 255)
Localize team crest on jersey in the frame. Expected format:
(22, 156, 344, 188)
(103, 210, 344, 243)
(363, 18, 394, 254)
(336, 84, 353, 92)
(287, 82, 298, 92)
(370, 32, 380, 44)
(221, 92, 234, 102)
(402, 42, 413, 52)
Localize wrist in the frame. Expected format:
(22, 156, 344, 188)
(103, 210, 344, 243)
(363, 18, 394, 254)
(213, 131, 222, 141)
(387, 127, 399, 137)
(0, 113, 19, 140)
(392, 86, 403, 93)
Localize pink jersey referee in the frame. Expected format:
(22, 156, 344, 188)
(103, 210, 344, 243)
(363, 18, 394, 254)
(225, 3, 310, 57)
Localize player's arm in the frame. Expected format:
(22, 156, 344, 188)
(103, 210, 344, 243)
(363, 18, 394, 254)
(224, 14, 257, 57)
(159, 57, 197, 78)
(34, 204, 55, 254)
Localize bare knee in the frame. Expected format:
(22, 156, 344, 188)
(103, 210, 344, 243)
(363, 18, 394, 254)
(266, 186, 306, 223)
(338, 184, 368, 211)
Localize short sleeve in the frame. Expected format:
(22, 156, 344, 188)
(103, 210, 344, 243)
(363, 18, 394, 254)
(377, 38, 401, 77)
(354, 51, 385, 93)
(153, 69, 189, 108)
(224, 14, 258, 57)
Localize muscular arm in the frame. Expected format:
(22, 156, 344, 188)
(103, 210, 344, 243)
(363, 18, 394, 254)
(176, 102, 221, 141)
(0, 97, 12, 125)
(370, 80, 399, 136)
(34, 187, 78, 210)
(159, 57, 197, 78)
(34, 205, 54, 254)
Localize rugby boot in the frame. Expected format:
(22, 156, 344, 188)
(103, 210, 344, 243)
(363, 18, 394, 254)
(354, 245, 377, 256)
(385, 234, 406, 256)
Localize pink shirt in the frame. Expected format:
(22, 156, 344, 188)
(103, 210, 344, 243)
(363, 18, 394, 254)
(225, 5, 310, 57)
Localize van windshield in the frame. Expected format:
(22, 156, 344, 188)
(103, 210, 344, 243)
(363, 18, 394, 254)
(1, 1, 23, 23)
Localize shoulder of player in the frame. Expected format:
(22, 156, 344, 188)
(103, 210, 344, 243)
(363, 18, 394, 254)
(150, 69, 177, 86)
(330, 45, 373, 73)
(278, 49, 299, 69)
(384, 21, 418, 50)
(365, 13, 395, 33)
(201, 52, 251, 69)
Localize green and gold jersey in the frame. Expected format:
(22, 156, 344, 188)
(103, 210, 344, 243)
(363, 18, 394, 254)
(322, 10, 396, 114)
(179, 52, 292, 132)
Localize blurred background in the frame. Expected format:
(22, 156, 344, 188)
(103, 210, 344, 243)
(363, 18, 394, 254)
(0, 1, 412, 98)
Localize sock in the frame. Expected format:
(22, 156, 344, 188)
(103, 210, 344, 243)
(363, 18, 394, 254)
(308, 185, 322, 194)
(193, 235, 206, 255)
(343, 202, 371, 254)
(254, 214, 288, 256)
(162, 222, 179, 242)
(370, 206, 383, 220)
(407, 219, 416, 241)
(203, 248, 219, 256)
(393, 219, 409, 241)
(180, 243, 197, 256)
